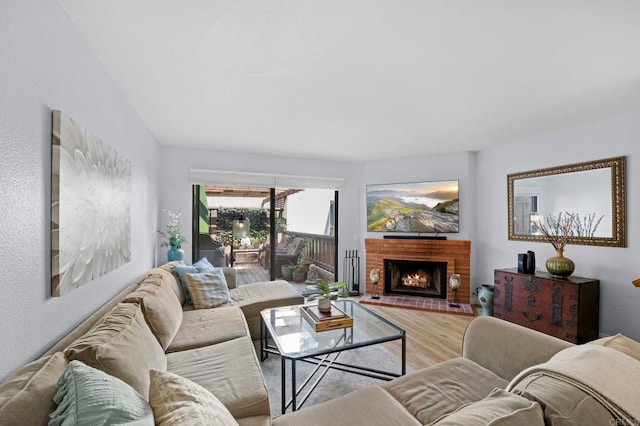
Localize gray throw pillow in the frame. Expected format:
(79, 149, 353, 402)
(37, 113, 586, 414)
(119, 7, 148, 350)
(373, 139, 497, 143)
(172, 257, 217, 305)
(184, 270, 231, 309)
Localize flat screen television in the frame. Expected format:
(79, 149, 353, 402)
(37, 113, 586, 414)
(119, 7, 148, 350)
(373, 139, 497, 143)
(366, 180, 459, 233)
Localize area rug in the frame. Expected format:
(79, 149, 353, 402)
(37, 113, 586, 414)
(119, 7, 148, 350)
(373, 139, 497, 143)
(260, 344, 412, 417)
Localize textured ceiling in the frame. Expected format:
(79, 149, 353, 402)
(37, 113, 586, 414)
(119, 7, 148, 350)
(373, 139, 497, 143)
(58, 1, 640, 162)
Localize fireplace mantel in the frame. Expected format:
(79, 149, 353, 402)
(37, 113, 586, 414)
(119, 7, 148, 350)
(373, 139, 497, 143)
(364, 238, 471, 304)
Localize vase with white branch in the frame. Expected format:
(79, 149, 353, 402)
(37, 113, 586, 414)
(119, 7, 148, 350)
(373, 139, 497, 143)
(534, 212, 576, 277)
(573, 213, 604, 238)
(158, 210, 187, 262)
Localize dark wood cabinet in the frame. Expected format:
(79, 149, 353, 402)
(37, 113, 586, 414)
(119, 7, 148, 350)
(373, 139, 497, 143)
(493, 268, 599, 344)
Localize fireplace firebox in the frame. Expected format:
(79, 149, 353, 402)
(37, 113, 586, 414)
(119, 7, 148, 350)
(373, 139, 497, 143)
(384, 259, 447, 299)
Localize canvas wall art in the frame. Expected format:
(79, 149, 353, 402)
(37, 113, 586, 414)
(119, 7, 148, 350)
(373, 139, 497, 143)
(366, 180, 459, 233)
(51, 110, 132, 296)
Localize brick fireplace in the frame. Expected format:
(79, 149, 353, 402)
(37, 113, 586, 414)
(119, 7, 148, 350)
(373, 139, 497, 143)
(362, 238, 472, 314)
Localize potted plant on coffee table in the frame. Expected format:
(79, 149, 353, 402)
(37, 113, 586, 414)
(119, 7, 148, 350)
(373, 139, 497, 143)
(306, 280, 348, 312)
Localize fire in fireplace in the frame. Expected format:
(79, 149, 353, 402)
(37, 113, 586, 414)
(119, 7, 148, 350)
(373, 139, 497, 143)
(384, 259, 447, 299)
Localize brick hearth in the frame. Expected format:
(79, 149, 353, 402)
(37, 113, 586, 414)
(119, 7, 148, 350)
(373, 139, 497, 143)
(362, 239, 471, 314)
(360, 294, 474, 316)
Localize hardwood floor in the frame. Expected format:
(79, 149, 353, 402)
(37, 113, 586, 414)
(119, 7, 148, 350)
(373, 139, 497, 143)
(235, 265, 269, 285)
(363, 304, 474, 371)
(234, 266, 474, 371)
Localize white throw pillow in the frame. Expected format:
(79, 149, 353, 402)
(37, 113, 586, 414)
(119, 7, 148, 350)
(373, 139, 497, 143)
(149, 369, 238, 426)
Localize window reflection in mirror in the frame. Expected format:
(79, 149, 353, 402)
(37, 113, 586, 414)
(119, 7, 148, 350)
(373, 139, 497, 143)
(507, 156, 626, 247)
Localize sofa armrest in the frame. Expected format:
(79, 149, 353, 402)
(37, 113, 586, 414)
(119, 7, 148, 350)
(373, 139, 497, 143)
(462, 316, 573, 381)
(220, 267, 237, 289)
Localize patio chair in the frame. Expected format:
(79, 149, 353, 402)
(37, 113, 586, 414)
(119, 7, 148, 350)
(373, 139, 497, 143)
(266, 237, 306, 277)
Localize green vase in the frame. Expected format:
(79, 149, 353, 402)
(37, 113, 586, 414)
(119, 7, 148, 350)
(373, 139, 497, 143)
(545, 249, 575, 278)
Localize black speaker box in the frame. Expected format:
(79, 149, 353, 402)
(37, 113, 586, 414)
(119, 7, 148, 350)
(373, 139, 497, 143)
(526, 251, 536, 273)
(518, 253, 528, 273)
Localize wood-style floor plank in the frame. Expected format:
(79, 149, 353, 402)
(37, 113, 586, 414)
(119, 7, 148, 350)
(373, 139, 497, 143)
(236, 265, 269, 285)
(363, 304, 473, 370)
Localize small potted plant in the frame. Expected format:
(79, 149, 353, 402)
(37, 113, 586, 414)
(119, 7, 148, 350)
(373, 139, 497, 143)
(306, 280, 348, 312)
(291, 263, 309, 283)
(281, 261, 295, 281)
(291, 242, 312, 283)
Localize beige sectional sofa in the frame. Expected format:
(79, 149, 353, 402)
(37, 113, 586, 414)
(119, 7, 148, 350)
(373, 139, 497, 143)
(0, 262, 303, 425)
(274, 316, 640, 425)
(3, 260, 640, 425)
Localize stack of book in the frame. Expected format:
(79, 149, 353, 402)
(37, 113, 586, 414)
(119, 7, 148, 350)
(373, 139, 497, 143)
(300, 304, 353, 332)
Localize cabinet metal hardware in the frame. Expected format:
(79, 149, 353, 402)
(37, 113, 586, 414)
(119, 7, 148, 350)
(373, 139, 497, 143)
(522, 310, 541, 322)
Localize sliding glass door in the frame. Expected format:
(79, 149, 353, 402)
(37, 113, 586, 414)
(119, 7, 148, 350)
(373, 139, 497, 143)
(192, 185, 338, 286)
(271, 188, 337, 285)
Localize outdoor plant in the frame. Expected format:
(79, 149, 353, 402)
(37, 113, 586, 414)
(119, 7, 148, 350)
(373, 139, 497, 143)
(217, 207, 269, 247)
(293, 263, 309, 273)
(306, 280, 348, 301)
(158, 210, 187, 248)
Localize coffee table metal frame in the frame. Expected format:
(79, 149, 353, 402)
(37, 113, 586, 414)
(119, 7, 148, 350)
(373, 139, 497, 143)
(260, 300, 406, 414)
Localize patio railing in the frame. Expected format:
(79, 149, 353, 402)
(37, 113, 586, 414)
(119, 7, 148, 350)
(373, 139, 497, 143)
(286, 231, 335, 275)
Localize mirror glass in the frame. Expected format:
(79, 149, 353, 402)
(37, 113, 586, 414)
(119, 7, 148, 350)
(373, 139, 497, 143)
(508, 157, 626, 247)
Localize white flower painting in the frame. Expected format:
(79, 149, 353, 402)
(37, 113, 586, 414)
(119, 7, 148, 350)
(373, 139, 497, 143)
(51, 111, 132, 296)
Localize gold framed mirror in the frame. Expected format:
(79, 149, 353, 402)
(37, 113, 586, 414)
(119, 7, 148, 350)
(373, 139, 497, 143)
(508, 156, 626, 247)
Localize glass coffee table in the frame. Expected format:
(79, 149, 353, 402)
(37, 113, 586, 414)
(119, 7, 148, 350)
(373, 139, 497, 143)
(260, 300, 406, 413)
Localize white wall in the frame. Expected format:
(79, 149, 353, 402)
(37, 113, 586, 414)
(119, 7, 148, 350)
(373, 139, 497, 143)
(158, 146, 364, 278)
(475, 110, 640, 340)
(0, 0, 160, 380)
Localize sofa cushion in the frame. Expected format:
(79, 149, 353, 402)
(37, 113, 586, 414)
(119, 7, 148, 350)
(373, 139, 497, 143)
(154, 262, 187, 305)
(166, 306, 249, 353)
(123, 277, 183, 350)
(272, 386, 422, 426)
(430, 388, 544, 425)
(236, 416, 272, 426)
(185, 270, 231, 309)
(228, 280, 304, 339)
(509, 372, 615, 425)
(149, 369, 239, 426)
(172, 258, 217, 305)
(382, 357, 509, 424)
(49, 360, 153, 426)
(0, 352, 68, 426)
(166, 336, 270, 419)
(64, 303, 167, 399)
(590, 333, 640, 362)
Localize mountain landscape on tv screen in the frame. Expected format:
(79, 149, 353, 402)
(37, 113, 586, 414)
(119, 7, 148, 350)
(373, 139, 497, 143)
(367, 184, 459, 233)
